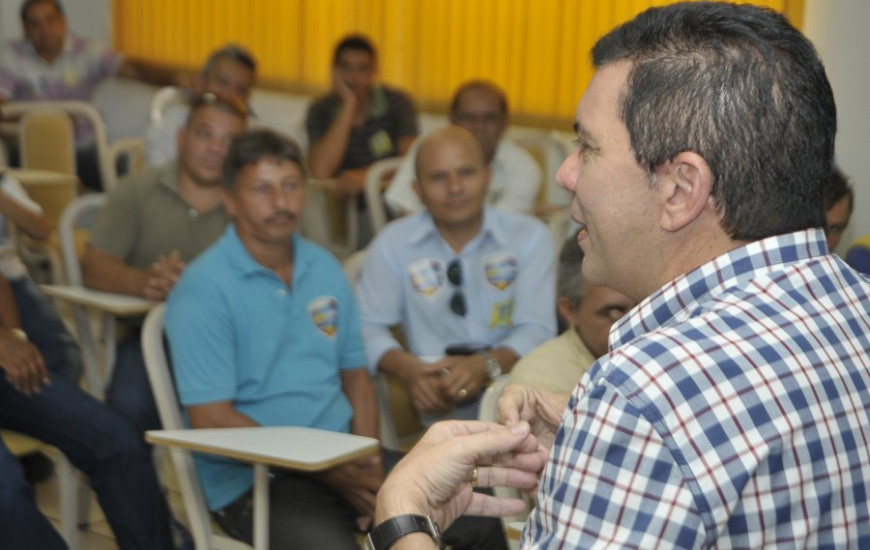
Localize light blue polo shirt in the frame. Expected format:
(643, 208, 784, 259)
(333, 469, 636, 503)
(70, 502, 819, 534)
(166, 225, 367, 510)
(357, 207, 556, 371)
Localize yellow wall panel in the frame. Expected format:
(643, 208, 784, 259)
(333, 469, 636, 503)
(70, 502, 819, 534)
(114, 0, 804, 126)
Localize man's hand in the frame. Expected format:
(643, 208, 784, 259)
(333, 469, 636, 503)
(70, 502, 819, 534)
(376, 420, 544, 533)
(143, 250, 186, 301)
(498, 384, 569, 458)
(320, 452, 384, 531)
(0, 330, 48, 395)
(428, 355, 487, 403)
(332, 169, 366, 199)
(332, 66, 358, 106)
(406, 363, 453, 414)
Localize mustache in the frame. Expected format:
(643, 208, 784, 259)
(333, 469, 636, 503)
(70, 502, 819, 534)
(266, 211, 296, 224)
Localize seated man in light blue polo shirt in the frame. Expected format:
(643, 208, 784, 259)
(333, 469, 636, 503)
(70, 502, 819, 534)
(357, 125, 556, 423)
(165, 130, 379, 549)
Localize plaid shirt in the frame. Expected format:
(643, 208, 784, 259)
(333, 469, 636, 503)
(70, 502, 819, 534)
(523, 229, 870, 549)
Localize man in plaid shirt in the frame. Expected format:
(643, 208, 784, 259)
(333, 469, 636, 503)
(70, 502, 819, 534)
(368, 2, 870, 549)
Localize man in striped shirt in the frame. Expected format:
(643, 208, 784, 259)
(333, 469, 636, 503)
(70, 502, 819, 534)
(368, 3, 870, 549)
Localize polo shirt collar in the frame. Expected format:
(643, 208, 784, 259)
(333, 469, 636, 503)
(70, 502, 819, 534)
(407, 206, 506, 250)
(369, 84, 388, 118)
(610, 228, 827, 350)
(222, 224, 310, 282)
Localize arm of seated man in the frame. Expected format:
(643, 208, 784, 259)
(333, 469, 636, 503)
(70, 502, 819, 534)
(378, 349, 454, 414)
(186, 400, 259, 429)
(82, 246, 185, 300)
(435, 347, 519, 403)
(311, 367, 382, 531)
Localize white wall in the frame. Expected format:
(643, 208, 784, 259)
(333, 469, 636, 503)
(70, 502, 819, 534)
(804, 0, 870, 254)
(0, 0, 111, 44)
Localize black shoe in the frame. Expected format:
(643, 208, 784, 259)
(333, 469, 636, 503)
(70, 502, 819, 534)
(20, 451, 55, 485)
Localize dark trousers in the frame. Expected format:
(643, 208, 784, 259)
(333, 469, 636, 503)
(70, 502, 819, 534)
(105, 328, 162, 434)
(10, 277, 83, 385)
(0, 376, 173, 550)
(213, 448, 509, 550)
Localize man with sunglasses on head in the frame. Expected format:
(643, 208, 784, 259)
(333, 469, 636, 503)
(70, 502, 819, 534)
(82, 93, 247, 435)
(357, 125, 555, 424)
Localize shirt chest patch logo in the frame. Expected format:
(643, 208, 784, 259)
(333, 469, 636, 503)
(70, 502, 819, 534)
(408, 259, 444, 297)
(308, 296, 339, 338)
(369, 129, 395, 157)
(484, 253, 518, 290)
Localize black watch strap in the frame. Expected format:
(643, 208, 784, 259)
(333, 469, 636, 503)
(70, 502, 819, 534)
(366, 514, 444, 550)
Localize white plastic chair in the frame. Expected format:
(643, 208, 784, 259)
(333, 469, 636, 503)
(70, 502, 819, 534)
(149, 86, 188, 123)
(17, 108, 76, 176)
(512, 130, 573, 210)
(142, 304, 253, 550)
(479, 374, 532, 533)
(57, 194, 112, 397)
(2, 100, 129, 191)
(363, 156, 404, 237)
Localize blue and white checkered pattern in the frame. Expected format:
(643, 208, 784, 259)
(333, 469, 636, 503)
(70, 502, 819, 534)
(523, 229, 870, 549)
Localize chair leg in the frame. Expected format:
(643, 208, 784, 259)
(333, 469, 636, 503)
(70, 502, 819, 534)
(57, 453, 81, 549)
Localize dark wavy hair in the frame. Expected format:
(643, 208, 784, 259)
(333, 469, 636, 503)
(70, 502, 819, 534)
(592, 1, 836, 241)
(222, 130, 305, 191)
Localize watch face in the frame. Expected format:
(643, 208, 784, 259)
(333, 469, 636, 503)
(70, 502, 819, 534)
(486, 357, 502, 380)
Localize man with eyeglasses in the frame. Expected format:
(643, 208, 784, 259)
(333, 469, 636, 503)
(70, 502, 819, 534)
(82, 93, 247, 435)
(385, 81, 542, 217)
(357, 125, 555, 423)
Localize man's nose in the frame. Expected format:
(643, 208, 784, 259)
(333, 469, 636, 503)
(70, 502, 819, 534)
(556, 154, 578, 192)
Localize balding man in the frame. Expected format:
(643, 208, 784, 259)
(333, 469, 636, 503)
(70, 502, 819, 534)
(385, 81, 542, 216)
(357, 126, 555, 425)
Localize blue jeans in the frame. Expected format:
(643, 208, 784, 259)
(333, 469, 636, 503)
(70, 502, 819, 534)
(0, 376, 173, 550)
(10, 277, 83, 385)
(105, 328, 161, 434)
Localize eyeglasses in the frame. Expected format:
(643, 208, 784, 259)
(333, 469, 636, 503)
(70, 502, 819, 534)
(447, 259, 466, 317)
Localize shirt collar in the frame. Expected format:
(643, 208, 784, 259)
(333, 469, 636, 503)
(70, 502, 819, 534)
(223, 224, 310, 282)
(407, 206, 507, 250)
(610, 228, 828, 350)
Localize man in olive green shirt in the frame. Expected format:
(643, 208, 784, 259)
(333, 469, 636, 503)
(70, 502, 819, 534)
(82, 93, 246, 433)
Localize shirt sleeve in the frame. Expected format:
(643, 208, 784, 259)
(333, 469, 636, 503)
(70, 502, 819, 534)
(87, 179, 140, 261)
(334, 263, 369, 371)
(356, 233, 405, 372)
(144, 105, 187, 167)
(492, 142, 542, 215)
(165, 275, 239, 405)
(0, 174, 43, 214)
(390, 90, 419, 141)
(305, 96, 334, 145)
(383, 140, 424, 215)
(498, 221, 556, 356)
(523, 382, 705, 549)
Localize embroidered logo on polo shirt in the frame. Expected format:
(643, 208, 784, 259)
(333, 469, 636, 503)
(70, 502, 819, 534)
(408, 259, 444, 297)
(308, 296, 339, 338)
(484, 253, 518, 290)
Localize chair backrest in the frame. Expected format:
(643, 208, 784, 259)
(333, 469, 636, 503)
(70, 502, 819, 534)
(513, 131, 572, 209)
(18, 108, 76, 175)
(58, 194, 105, 286)
(150, 86, 188, 123)
(479, 375, 532, 525)
(4, 100, 119, 191)
(142, 304, 252, 550)
(364, 156, 404, 237)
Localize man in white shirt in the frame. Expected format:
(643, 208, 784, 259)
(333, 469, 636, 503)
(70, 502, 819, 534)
(385, 81, 541, 216)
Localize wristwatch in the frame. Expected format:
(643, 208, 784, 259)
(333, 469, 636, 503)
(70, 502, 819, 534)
(480, 350, 502, 381)
(366, 514, 444, 550)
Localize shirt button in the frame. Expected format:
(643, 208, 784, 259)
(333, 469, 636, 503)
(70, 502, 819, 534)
(188, 208, 199, 219)
(277, 288, 287, 297)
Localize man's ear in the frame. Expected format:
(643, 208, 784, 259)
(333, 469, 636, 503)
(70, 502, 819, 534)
(658, 151, 714, 232)
(556, 296, 580, 327)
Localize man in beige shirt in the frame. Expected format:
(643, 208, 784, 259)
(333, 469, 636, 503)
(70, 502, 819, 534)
(509, 233, 635, 392)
